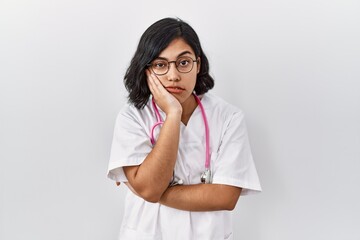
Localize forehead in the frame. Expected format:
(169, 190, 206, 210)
(158, 38, 195, 59)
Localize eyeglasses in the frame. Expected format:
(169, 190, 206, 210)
(147, 56, 198, 76)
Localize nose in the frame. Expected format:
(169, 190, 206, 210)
(166, 62, 180, 82)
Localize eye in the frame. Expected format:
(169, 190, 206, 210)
(177, 58, 190, 67)
(153, 61, 167, 69)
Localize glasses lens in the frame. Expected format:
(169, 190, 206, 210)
(176, 57, 194, 73)
(151, 60, 168, 75)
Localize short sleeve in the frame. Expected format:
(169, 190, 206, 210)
(107, 107, 152, 183)
(211, 111, 262, 195)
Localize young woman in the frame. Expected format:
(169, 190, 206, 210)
(107, 17, 261, 240)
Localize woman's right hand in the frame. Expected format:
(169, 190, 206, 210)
(146, 69, 182, 116)
(122, 70, 183, 203)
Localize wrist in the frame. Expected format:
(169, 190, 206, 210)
(166, 109, 182, 119)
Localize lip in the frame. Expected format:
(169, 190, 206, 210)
(165, 86, 185, 94)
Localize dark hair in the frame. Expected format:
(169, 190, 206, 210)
(124, 17, 214, 109)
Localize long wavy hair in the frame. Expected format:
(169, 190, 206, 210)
(124, 17, 214, 109)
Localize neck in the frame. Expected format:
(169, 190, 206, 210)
(180, 94, 198, 125)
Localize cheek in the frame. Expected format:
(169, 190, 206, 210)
(183, 74, 197, 88)
(191, 73, 198, 86)
(156, 77, 167, 86)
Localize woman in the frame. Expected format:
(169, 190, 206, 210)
(107, 17, 261, 240)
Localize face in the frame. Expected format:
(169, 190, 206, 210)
(149, 38, 200, 105)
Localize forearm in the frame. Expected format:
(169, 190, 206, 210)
(124, 112, 181, 202)
(159, 184, 242, 211)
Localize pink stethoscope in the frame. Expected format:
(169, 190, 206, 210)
(150, 93, 212, 184)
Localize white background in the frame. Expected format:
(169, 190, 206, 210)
(1, 0, 359, 239)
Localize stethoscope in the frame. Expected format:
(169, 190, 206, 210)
(150, 93, 212, 184)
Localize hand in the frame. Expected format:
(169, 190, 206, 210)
(146, 69, 182, 116)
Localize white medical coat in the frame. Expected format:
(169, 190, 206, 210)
(107, 93, 261, 240)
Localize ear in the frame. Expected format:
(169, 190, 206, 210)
(196, 57, 201, 74)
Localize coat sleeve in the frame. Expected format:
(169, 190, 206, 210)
(107, 107, 152, 183)
(211, 111, 262, 195)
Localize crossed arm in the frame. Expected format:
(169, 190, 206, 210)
(121, 181, 241, 211)
(159, 184, 241, 211)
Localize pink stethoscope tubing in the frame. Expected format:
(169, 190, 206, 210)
(150, 98, 164, 145)
(150, 94, 211, 171)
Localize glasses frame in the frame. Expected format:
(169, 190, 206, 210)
(147, 57, 198, 76)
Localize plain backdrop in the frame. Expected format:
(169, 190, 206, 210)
(1, 0, 359, 239)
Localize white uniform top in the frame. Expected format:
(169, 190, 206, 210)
(107, 93, 261, 240)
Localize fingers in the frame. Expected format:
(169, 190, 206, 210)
(146, 69, 182, 115)
(146, 69, 157, 95)
(146, 70, 155, 94)
(146, 69, 167, 97)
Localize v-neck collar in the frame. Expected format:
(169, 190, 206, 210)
(181, 94, 207, 128)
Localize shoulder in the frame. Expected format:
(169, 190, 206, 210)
(203, 93, 244, 120)
(115, 98, 153, 127)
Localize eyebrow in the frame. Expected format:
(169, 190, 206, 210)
(156, 51, 193, 60)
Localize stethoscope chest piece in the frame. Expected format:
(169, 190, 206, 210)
(200, 169, 212, 184)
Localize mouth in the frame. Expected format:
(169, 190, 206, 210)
(165, 87, 185, 94)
